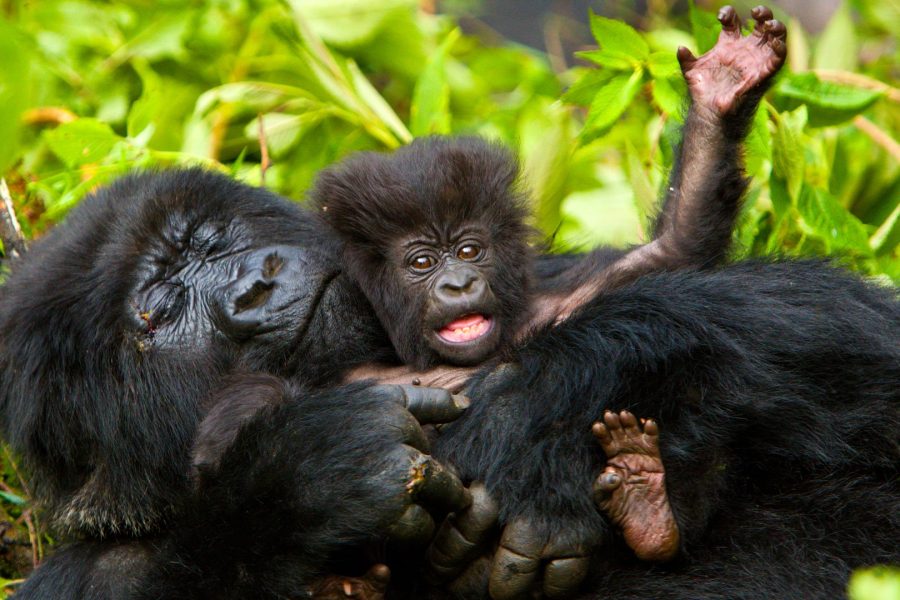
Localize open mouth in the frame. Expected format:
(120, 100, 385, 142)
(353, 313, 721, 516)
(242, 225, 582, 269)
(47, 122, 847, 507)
(436, 313, 493, 344)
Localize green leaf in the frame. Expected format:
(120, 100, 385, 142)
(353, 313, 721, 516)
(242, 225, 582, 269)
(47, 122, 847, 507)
(689, 0, 720, 55)
(648, 52, 687, 119)
(580, 68, 645, 142)
(290, 0, 416, 48)
(848, 566, 900, 600)
(246, 111, 331, 158)
(775, 73, 883, 127)
(625, 142, 656, 234)
(562, 69, 617, 106)
(587, 12, 649, 65)
(870, 201, 900, 257)
(43, 119, 123, 168)
(771, 106, 807, 202)
(0, 21, 32, 174)
(410, 29, 460, 137)
(786, 18, 810, 72)
(796, 184, 872, 255)
(813, 4, 858, 71)
(518, 101, 572, 235)
(744, 103, 772, 178)
(0, 490, 26, 506)
(347, 61, 412, 145)
(575, 49, 636, 72)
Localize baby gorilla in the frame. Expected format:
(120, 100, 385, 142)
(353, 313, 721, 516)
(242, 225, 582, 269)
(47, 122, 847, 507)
(313, 137, 534, 370)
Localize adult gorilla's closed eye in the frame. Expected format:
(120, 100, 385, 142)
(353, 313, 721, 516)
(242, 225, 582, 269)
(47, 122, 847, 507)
(0, 170, 472, 598)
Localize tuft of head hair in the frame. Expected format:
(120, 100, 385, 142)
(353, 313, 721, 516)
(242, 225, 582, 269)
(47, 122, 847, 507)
(311, 136, 534, 257)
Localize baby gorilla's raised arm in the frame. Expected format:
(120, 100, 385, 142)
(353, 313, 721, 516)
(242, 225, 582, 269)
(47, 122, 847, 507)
(535, 6, 786, 326)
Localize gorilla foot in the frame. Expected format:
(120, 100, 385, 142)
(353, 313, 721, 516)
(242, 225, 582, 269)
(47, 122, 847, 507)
(678, 5, 786, 115)
(592, 411, 679, 562)
(308, 564, 390, 599)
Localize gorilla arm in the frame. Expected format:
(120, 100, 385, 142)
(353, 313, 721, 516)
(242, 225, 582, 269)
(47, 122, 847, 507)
(531, 6, 787, 326)
(13, 380, 471, 600)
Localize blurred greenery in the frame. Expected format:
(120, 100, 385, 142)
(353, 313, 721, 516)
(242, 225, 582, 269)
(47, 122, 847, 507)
(0, 0, 897, 592)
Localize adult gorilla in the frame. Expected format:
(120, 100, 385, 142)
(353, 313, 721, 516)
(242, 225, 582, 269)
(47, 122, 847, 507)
(0, 167, 897, 600)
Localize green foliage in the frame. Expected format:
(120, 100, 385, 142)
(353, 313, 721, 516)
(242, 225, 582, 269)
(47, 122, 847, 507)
(849, 566, 900, 600)
(0, 0, 896, 589)
(1, 0, 895, 280)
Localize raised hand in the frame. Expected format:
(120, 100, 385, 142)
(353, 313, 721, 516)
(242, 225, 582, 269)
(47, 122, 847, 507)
(678, 5, 787, 116)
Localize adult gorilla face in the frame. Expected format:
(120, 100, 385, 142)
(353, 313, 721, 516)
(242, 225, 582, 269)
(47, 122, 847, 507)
(0, 169, 389, 537)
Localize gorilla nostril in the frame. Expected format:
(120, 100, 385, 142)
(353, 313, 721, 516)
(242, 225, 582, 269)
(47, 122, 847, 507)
(234, 280, 274, 314)
(262, 254, 285, 279)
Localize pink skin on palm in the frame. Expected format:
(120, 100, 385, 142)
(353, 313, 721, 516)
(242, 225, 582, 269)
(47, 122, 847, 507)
(678, 5, 787, 116)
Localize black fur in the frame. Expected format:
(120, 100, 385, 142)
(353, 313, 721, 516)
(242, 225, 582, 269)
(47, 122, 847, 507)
(0, 170, 897, 600)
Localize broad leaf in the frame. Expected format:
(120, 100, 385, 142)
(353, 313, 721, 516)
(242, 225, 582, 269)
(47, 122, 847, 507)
(587, 12, 649, 65)
(689, 1, 719, 55)
(775, 73, 883, 127)
(290, 0, 416, 48)
(580, 68, 645, 142)
(44, 119, 123, 168)
(410, 29, 460, 137)
(771, 106, 807, 202)
(813, 4, 858, 71)
(796, 184, 872, 256)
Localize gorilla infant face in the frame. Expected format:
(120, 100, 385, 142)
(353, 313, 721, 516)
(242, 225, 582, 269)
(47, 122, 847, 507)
(397, 227, 503, 365)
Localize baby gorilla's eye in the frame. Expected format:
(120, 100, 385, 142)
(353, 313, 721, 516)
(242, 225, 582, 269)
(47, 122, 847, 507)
(457, 245, 482, 261)
(410, 255, 435, 271)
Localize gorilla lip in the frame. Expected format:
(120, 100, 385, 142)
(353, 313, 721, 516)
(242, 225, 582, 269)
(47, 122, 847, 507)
(437, 313, 493, 344)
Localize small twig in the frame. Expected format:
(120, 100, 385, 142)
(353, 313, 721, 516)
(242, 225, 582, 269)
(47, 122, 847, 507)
(258, 113, 271, 187)
(853, 115, 900, 163)
(0, 179, 27, 260)
(21, 509, 38, 567)
(1, 447, 32, 503)
(543, 15, 568, 75)
(2, 446, 41, 561)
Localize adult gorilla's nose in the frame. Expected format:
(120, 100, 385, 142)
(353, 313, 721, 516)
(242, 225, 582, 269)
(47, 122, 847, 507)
(213, 246, 327, 342)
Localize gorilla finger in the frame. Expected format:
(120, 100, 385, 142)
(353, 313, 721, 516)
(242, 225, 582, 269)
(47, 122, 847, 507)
(619, 410, 640, 435)
(717, 6, 741, 36)
(591, 421, 609, 442)
(379, 384, 470, 425)
(489, 519, 545, 596)
(676, 46, 696, 71)
(751, 5, 774, 30)
(543, 556, 591, 599)
(594, 471, 622, 495)
(361, 564, 391, 595)
(409, 455, 472, 513)
(381, 404, 431, 451)
(770, 37, 787, 59)
(387, 504, 435, 546)
(764, 19, 787, 43)
(425, 483, 499, 582)
(489, 546, 540, 600)
(603, 411, 624, 443)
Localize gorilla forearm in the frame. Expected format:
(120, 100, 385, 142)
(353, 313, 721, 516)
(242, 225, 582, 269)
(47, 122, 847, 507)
(534, 8, 787, 326)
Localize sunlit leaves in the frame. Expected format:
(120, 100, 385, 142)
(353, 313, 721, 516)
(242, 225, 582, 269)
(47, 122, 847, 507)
(410, 29, 460, 136)
(775, 73, 883, 127)
(43, 119, 123, 168)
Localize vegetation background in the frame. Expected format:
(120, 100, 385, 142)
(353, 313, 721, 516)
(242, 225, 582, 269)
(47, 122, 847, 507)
(0, 0, 896, 597)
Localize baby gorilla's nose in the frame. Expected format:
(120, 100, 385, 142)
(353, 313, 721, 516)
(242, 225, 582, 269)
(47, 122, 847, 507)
(435, 265, 486, 304)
